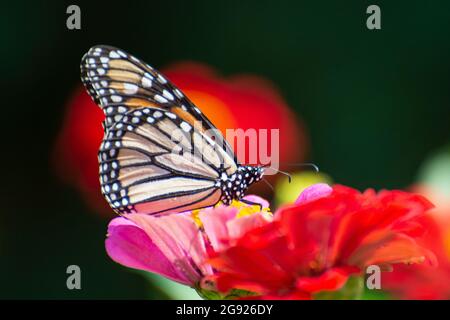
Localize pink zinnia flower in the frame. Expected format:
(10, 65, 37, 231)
(105, 196, 271, 289)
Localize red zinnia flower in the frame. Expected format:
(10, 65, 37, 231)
(208, 184, 435, 299)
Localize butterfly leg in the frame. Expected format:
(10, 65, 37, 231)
(240, 198, 263, 211)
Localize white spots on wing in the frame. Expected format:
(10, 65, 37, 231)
(101, 81, 108, 87)
(132, 117, 140, 124)
(123, 83, 138, 94)
(193, 106, 201, 114)
(109, 51, 120, 59)
(153, 111, 163, 118)
(157, 74, 167, 84)
(141, 76, 152, 88)
(180, 121, 192, 132)
(162, 90, 174, 101)
(117, 50, 127, 58)
(147, 116, 155, 123)
(174, 89, 184, 99)
(100, 57, 109, 63)
(114, 115, 123, 122)
(111, 95, 122, 102)
(144, 72, 154, 80)
(154, 94, 168, 104)
(118, 106, 127, 113)
(88, 58, 95, 64)
(165, 112, 176, 119)
(97, 68, 106, 75)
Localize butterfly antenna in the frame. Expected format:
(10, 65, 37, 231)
(262, 177, 275, 191)
(282, 162, 320, 173)
(262, 166, 292, 183)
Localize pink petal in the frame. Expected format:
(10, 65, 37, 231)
(105, 217, 192, 285)
(127, 213, 213, 283)
(199, 207, 238, 251)
(295, 183, 333, 205)
(243, 195, 270, 209)
(227, 212, 273, 240)
(199, 202, 273, 252)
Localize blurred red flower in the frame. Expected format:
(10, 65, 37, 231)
(382, 185, 450, 299)
(53, 62, 307, 215)
(52, 87, 107, 213)
(208, 185, 435, 299)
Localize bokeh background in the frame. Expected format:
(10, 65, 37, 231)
(1, 0, 450, 299)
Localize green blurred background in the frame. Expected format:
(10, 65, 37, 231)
(1, 0, 449, 298)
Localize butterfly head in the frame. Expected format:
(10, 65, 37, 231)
(220, 165, 264, 205)
(241, 165, 264, 185)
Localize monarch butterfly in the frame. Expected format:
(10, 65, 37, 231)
(80, 45, 264, 215)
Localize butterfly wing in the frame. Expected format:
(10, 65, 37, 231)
(99, 107, 238, 215)
(81, 45, 236, 164)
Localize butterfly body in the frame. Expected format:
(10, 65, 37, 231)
(219, 166, 264, 205)
(81, 45, 264, 215)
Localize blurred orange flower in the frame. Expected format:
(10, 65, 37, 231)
(382, 185, 450, 299)
(53, 62, 307, 215)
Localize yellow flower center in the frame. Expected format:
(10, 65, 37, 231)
(190, 209, 203, 227)
(190, 200, 271, 227)
(227, 200, 271, 218)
